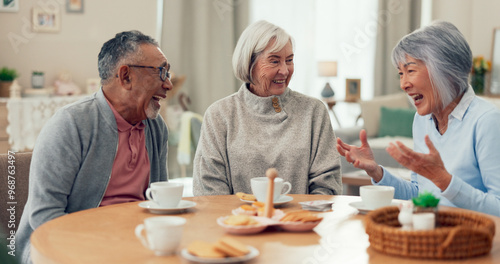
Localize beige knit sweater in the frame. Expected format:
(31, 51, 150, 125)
(193, 84, 342, 196)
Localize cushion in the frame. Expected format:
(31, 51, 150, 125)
(359, 93, 411, 138)
(378, 106, 416, 138)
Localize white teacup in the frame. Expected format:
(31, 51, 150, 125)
(145, 181, 184, 208)
(359, 185, 395, 210)
(135, 216, 186, 256)
(251, 177, 292, 202)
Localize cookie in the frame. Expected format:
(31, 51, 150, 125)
(252, 201, 265, 208)
(240, 204, 256, 211)
(236, 192, 257, 201)
(187, 240, 225, 258)
(223, 215, 258, 226)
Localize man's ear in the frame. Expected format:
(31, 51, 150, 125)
(117, 65, 132, 90)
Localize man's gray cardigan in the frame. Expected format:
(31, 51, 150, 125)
(16, 89, 168, 263)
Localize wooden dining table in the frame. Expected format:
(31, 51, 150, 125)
(30, 194, 500, 264)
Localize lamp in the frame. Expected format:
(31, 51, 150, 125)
(318, 61, 341, 127)
(318, 61, 338, 99)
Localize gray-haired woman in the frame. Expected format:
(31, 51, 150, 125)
(193, 20, 342, 196)
(336, 21, 500, 216)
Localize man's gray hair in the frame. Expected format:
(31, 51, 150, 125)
(98, 30, 158, 85)
(232, 20, 294, 84)
(392, 21, 472, 109)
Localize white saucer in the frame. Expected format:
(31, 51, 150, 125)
(138, 200, 196, 214)
(348, 201, 400, 214)
(240, 195, 293, 205)
(180, 246, 259, 263)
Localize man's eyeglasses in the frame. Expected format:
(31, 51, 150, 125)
(127, 65, 171, 82)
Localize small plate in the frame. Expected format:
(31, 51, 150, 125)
(240, 195, 293, 205)
(138, 200, 196, 214)
(180, 246, 259, 263)
(348, 201, 399, 214)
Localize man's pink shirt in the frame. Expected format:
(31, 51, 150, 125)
(100, 99, 150, 206)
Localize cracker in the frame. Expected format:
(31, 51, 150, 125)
(280, 210, 322, 223)
(187, 240, 225, 258)
(214, 240, 247, 257)
(217, 236, 250, 256)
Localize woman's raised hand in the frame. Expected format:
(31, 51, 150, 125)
(336, 129, 383, 181)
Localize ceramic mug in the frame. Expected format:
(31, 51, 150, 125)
(412, 213, 435, 230)
(145, 182, 184, 208)
(359, 185, 395, 210)
(251, 177, 292, 202)
(135, 216, 186, 256)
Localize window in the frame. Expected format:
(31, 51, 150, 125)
(250, 0, 377, 101)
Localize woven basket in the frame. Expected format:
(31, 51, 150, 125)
(365, 206, 495, 259)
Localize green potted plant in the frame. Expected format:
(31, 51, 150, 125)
(0, 67, 19, 97)
(412, 191, 440, 214)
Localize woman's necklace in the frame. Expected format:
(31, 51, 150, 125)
(438, 123, 447, 134)
(434, 116, 448, 135)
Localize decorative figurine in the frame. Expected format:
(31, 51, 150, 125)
(398, 201, 414, 230)
(54, 71, 81, 96)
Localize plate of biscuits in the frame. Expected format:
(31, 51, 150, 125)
(217, 215, 273, 235)
(231, 202, 285, 219)
(218, 210, 323, 234)
(182, 237, 259, 263)
(276, 210, 324, 232)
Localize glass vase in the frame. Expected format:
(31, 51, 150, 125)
(471, 73, 485, 94)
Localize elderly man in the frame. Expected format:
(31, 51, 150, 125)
(16, 30, 172, 263)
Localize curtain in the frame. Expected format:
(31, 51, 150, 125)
(373, 0, 421, 96)
(160, 0, 249, 115)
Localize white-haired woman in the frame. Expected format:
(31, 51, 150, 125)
(336, 21, 500, 216)
(193, 20, 342, 196)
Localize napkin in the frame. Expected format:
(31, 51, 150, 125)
(299, 200, 334, 211)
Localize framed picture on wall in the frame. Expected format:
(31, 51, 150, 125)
(0, 0, 19, 12)
(32, 7, 61, 33)
(345, 79, 361, 102)
(66, 0, 84, 13)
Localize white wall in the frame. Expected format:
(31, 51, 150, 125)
(0, 0, 159, 92)
(2, 0, 500, 100)
(432, 0, 500, 59)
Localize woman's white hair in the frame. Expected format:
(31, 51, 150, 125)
(392, 21, 472, 109)
(232, 20, 294, 84)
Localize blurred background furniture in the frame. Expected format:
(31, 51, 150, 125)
(6, 95, 86, 151)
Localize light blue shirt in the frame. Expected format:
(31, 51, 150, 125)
(375, 87, 500, 216)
